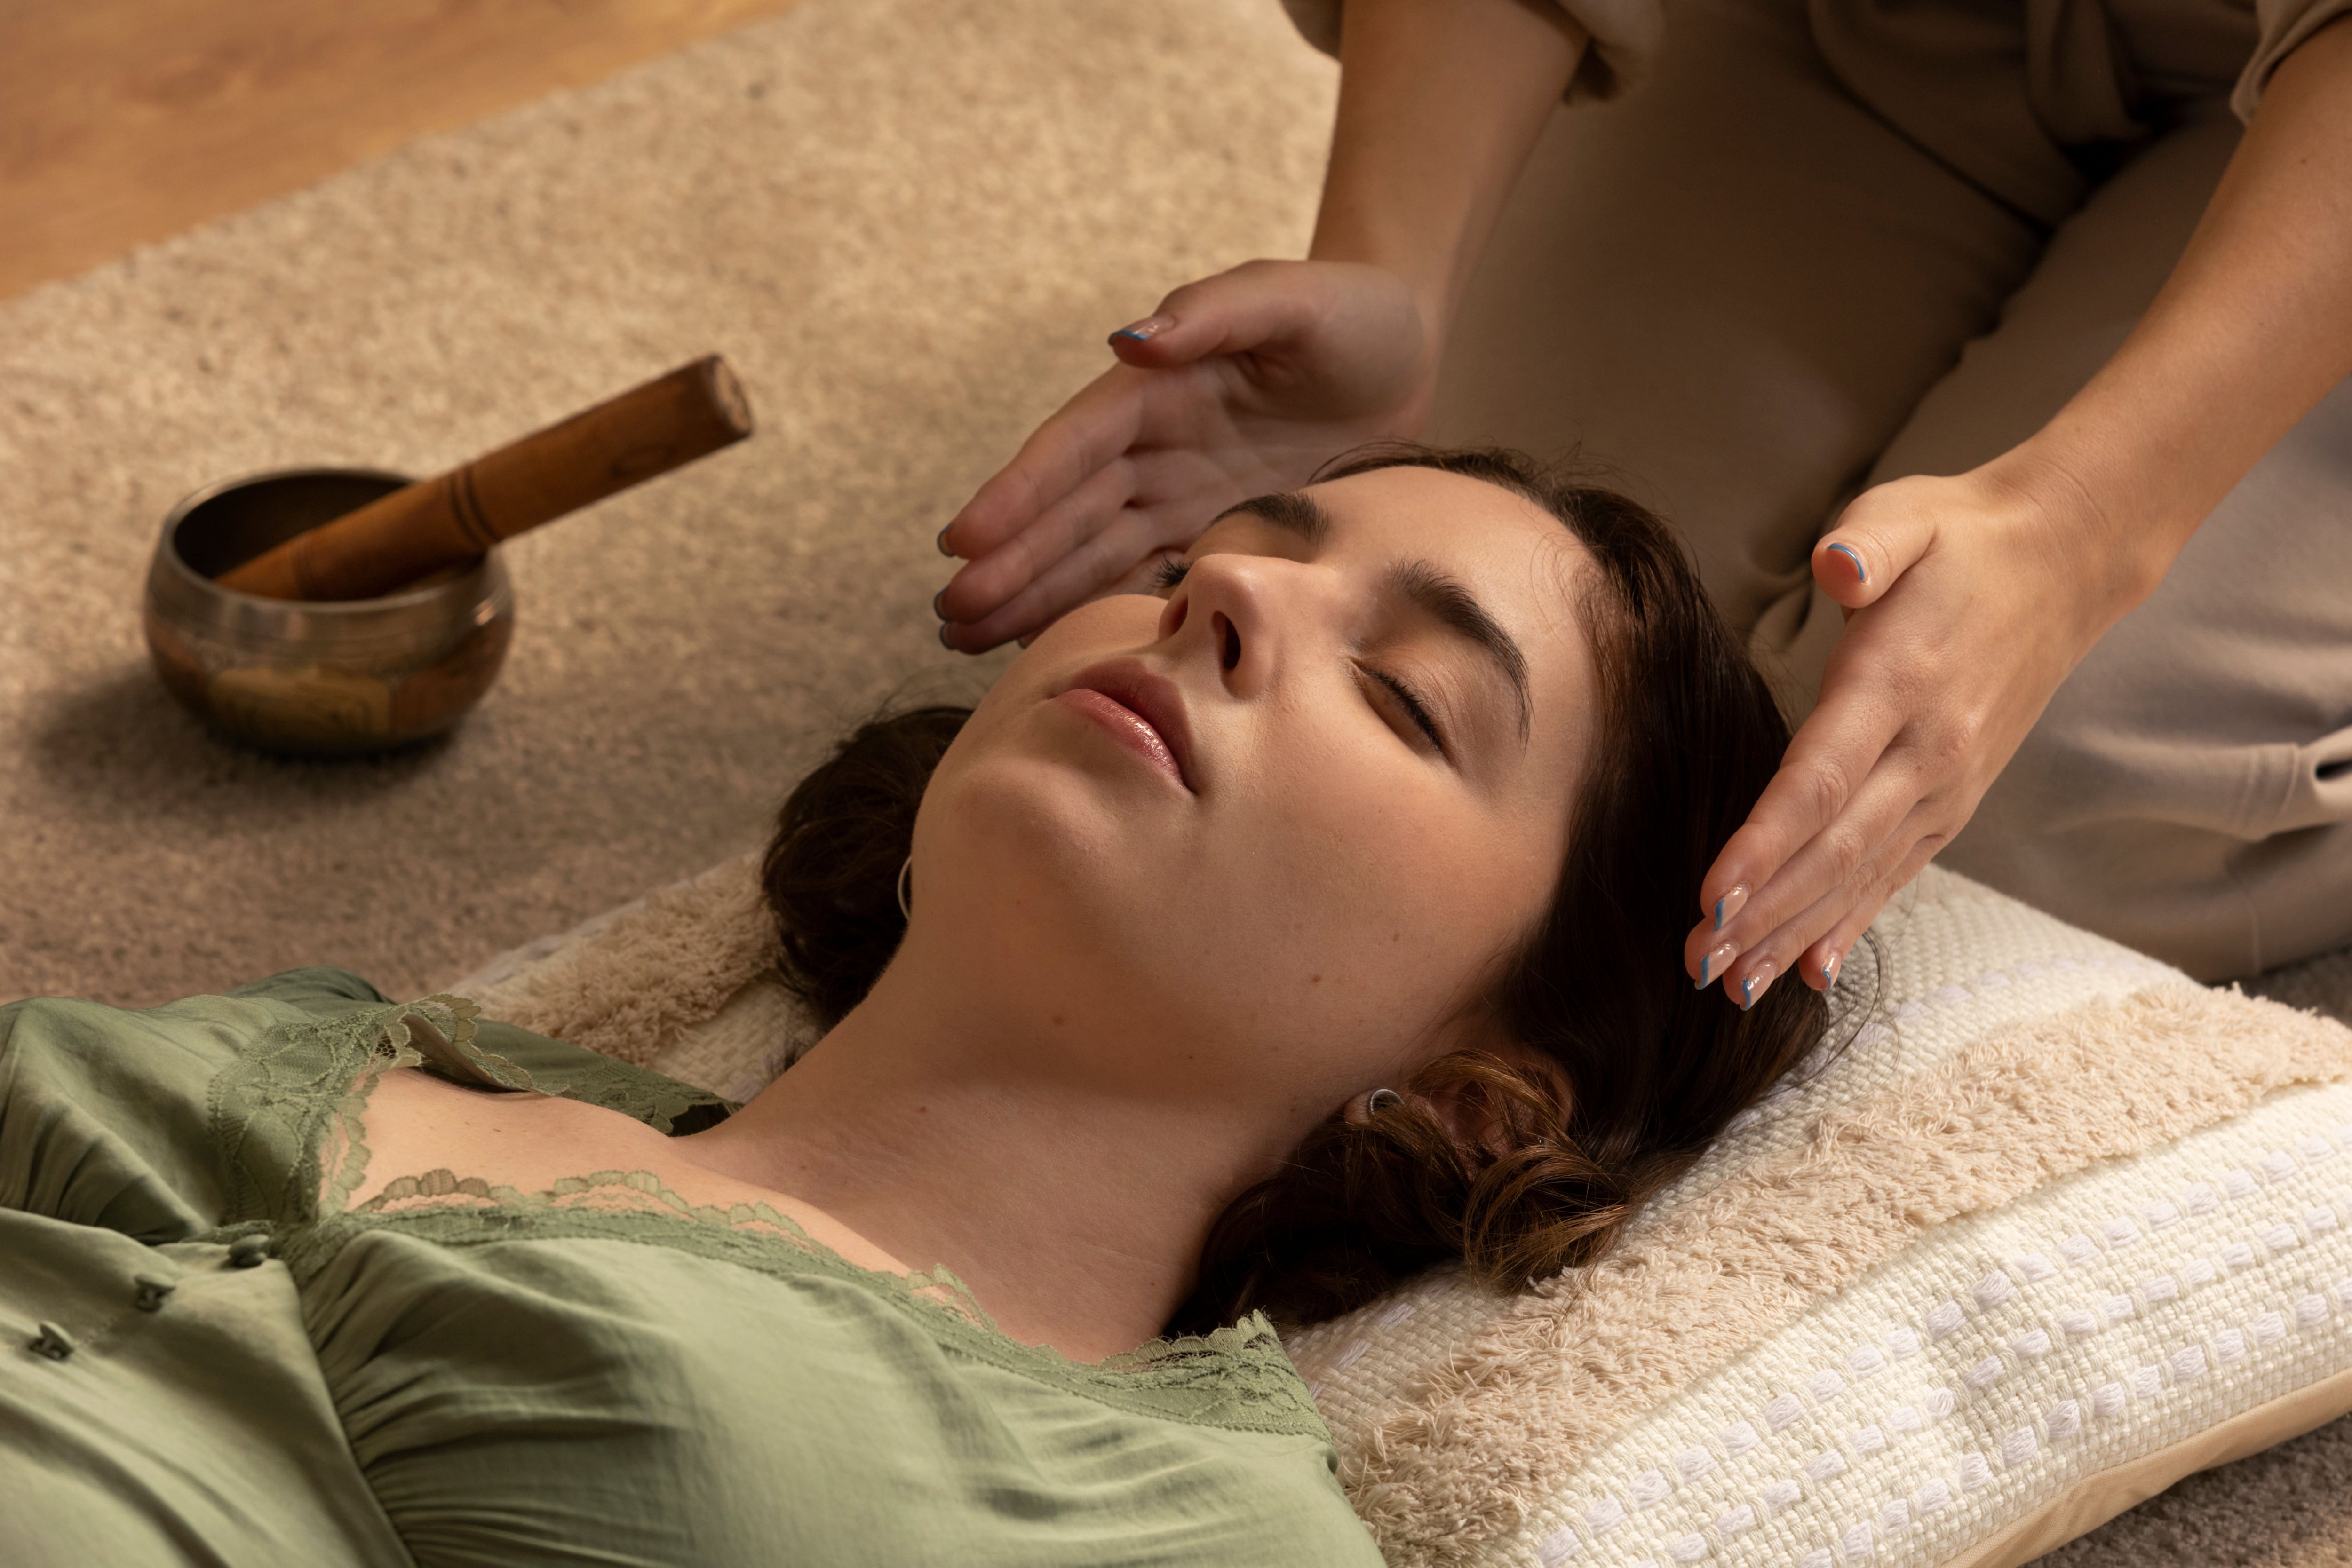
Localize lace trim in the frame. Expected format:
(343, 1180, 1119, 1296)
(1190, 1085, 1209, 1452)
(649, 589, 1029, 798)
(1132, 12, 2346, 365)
(209, 993, 482, 1227)
(400, 997, 528, 1089)
(530, 1057, 729, 1136)
(213, 998, 1327, 1437)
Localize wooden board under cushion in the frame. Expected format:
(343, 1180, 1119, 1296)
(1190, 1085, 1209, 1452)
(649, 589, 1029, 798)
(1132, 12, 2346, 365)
(0, 0, 804, 301)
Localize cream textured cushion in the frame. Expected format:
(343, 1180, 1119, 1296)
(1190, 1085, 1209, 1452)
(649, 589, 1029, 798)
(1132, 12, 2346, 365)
(446, 851, 817, 1103)
(1286, 868, 2352, 1568)
(443, 862, 2352, 1568)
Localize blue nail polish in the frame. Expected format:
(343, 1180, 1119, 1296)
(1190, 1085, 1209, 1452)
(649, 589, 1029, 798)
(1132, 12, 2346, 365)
(1827, 542, 1867, 584)
(936, 525, 955, 558)
(1110, 328, 1150, 343)
(932, 588, 947, 620)
(1714, 895, 1726, 932)
(1696, 953, 1712, 990)
(937, 623, 955, 651)
(1740, 976, 1756, 1011)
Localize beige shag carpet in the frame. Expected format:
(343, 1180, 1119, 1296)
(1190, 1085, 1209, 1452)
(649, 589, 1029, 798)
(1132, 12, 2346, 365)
(1, 0, 2346, 1560)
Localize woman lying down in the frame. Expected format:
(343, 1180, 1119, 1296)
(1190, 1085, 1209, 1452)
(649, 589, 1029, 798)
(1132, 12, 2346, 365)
(0, 447, 1825, 1567)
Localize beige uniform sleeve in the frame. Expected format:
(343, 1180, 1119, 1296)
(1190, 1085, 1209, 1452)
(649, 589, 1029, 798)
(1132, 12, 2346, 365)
(1279, 0, 1664, 103)
(2233, 0, 2352, 118)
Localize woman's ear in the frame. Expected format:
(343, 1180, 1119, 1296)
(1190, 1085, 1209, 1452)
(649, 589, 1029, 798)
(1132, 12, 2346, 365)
(1401, 1011, 1568, 1157)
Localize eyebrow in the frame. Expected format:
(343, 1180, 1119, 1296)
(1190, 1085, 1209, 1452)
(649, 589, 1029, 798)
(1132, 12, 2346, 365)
(1387, 559, 1533, 741)
(1222, 491, 1533, 742)
(1215, 489, 1332, 545)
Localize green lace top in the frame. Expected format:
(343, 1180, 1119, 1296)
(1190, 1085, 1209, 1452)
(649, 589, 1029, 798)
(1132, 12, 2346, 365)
(0, 967, 1381, 1568)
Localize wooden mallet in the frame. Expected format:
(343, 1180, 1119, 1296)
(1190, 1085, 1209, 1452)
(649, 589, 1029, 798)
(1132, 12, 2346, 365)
(217, 354, 754, 601)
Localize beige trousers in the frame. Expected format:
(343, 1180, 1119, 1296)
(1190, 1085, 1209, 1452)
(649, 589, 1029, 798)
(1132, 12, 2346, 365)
(1427, 0, 2352, 979)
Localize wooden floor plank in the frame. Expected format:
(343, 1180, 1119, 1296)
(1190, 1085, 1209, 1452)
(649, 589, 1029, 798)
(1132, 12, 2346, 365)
(0, 0, 804, 301)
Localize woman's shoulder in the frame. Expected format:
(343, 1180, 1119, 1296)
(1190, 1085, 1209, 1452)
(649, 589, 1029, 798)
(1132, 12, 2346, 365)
(450, 1010, 733, 1134)
(934, 1313, 1381, 1565)
(213, 966, 733, 1135)
(223, 964, 397, 1011)
(0, 964, 399, 1135)
(0, 965, 724, 1232)
(0, 966, 396, 1237)
(2, 963, 393, 1040)
(986, 1312, 1336, 1436)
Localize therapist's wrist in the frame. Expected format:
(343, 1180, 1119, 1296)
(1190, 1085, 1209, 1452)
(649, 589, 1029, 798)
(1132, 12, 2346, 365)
(1972, 436, 2186, 624)
(1306, 223, 1453, 364)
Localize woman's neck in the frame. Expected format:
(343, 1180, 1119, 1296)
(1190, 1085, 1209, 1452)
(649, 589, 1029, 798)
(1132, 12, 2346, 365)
(677, 957, 1294, 1362)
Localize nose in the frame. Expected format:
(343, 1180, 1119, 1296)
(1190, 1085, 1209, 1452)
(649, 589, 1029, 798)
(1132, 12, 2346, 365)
(1156, 552, 1306, 697)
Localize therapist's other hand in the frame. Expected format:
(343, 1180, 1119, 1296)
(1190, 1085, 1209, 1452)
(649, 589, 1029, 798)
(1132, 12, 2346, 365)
(933, 259, 1434, 651)
(1685, 462, 2162, 1007)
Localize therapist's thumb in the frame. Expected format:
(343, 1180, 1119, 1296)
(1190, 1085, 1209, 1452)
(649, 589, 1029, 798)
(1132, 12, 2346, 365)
(1104, 260, 1319, 368)
(1812, 482, 1939, 610)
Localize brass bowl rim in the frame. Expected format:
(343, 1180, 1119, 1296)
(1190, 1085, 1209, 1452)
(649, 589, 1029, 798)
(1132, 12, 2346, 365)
(156, 464, 495, 614)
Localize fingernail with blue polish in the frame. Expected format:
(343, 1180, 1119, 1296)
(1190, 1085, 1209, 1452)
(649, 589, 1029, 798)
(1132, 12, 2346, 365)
(1713, 884, 1749, 931)
(936, 525, 955, 558)
(1108, 314, 1175, 346)
(932, 588, 948, 620)
(1695, 941, 1736, 990)
(1826, 542, 1867, 584)
(1740, 977, 1755, 1010)
(1738, 961, 1778, 1012)
(937, 623, 956, 651)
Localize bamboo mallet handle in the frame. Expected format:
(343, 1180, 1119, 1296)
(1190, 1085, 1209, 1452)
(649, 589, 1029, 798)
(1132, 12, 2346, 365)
(217, 355, 754, 601)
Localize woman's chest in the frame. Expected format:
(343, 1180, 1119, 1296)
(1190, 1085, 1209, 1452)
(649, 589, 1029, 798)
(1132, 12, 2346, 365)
(305, 1239, 1359, 1567)
(342, 1067, 768, 1217)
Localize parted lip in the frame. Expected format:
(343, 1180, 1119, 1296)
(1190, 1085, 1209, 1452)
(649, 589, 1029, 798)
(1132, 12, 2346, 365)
(1055, 659, 1199, 792)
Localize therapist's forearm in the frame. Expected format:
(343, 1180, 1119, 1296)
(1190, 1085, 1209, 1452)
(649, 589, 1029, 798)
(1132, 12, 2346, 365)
(1308, 0, 1586, 341)
(1995, 16, 2352, 611)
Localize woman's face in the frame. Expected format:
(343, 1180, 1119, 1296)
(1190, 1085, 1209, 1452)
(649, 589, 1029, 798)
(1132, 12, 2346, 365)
(910, 466, 1597, 1127)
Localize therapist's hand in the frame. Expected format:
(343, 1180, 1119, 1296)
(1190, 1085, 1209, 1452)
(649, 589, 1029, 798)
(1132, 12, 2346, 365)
(933, 259, 1434, 651)
(1684, 460, 2164, 1008)
(1687, 16, 2352, 1006)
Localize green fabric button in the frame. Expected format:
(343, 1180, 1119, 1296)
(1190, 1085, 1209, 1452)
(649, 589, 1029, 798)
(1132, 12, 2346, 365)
(227, 1235, 273, 1268)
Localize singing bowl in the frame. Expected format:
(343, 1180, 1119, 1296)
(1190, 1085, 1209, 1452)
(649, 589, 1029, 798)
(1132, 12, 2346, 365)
(143, 468, 514, 755)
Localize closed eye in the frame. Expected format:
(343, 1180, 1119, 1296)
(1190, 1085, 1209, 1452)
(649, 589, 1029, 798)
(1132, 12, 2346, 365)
(1155, 546, 1445, 756)
(1359, 665, 1447, 759)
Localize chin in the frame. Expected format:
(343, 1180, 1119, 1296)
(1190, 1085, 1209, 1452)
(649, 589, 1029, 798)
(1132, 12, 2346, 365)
(908, 755, 1229, 1088)
(914, 714, 1178, 991)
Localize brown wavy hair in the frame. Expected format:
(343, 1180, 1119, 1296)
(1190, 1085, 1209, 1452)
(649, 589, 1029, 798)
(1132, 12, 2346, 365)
(760, 446, 1826, 1334)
